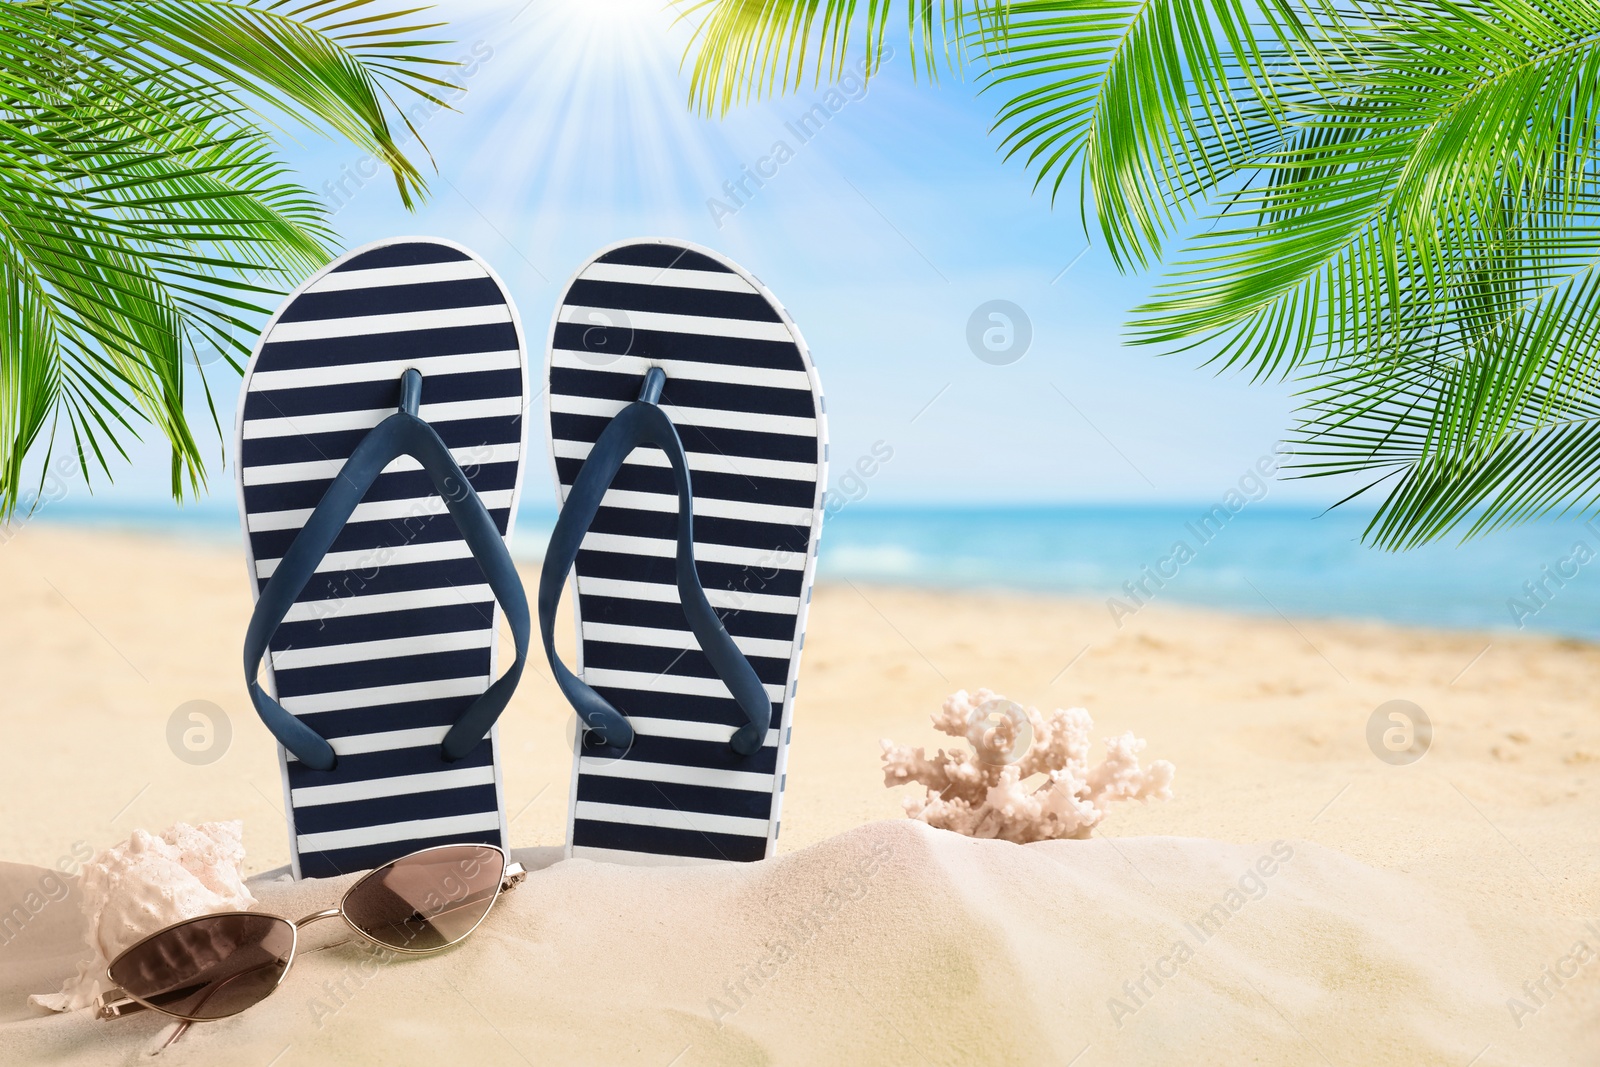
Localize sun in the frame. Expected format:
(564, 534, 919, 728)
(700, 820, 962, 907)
(444, 0, 729, 252)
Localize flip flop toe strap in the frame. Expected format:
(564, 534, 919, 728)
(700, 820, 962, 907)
(539, 367, 772, 759)
(244, 369, 530, 772)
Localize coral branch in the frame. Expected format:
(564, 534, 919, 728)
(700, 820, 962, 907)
(881, 689, 1175, 844)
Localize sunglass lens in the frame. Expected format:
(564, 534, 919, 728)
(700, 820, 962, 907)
(342, 845, 505, 952)
(108, 913, 294, 1020)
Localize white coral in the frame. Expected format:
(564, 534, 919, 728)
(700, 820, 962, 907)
(30, 821, 257, 1012)
(881, 689, 1175, 844)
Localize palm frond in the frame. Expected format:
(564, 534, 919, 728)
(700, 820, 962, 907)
(40, 0, 453, 206)
(975, 0, 1323, 269)
(1292, 246, 1600, 548)
(681, 0, 1600, 549)
(679, 0, 1007, 115)
(0, 1, 458, 517)
(1131, 2, 1600, 366)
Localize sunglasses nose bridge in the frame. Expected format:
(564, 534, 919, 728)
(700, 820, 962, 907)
(294, 906, 345, 928)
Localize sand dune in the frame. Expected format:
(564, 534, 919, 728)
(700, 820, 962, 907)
(2, 821, 1594, 1065)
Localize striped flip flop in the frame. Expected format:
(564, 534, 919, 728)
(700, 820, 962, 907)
(542, 238, 827, 864)
(236, 237, 530, 880)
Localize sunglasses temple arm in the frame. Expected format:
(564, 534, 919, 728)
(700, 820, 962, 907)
(95, 991, 151, 1020)
(504, 862, 526, 890)
(94, 993, 139, 1020)
(95, 992, 193, 1049)
(159, 1020, 193, 1051)
(95, 955, 285, 1052)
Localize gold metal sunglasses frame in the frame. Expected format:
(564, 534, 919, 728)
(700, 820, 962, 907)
(94, 843, 526, 1044)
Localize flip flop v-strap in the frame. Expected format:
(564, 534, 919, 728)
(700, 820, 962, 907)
(244, 368, 530, 772)
(538, 366, 769, 759)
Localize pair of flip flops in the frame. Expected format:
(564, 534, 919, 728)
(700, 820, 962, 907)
(237, 238, 826, 879)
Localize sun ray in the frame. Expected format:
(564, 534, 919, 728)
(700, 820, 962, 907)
(435, 1, 735, 256)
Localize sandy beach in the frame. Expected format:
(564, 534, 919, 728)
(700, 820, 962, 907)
(1, 524, 1597, 1064)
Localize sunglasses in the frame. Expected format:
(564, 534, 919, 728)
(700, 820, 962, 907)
(94, 843, 525, 1044)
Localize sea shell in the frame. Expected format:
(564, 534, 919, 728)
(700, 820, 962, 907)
(30, 820, 257, 1012)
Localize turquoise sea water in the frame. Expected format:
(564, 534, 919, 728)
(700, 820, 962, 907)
(25, 499, 1600, 640)
(815, 503, 1600, 639)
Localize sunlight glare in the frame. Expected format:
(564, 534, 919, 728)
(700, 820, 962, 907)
(447, 0, 726, 252)
(559, 0, 645, 30)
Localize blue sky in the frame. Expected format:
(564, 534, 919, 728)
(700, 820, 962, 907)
(68, 0, 1335, 517)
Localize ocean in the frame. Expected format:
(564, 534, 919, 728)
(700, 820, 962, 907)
(24, 499, 1600, 640)
(814, 503, 1600, 639)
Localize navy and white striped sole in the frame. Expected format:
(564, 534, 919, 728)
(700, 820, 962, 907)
(235, 237, 528, 880)
(547, 238, 827, 865)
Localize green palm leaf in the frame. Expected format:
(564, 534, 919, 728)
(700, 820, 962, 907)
(679, 0, 986, 115)
(1130, 2, 1600, 545)
(976, 0, 1319, 269)
(681, 0, 1600, 549)
(0, 0, 457, 518)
